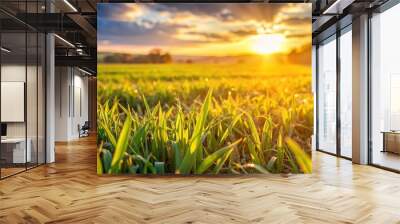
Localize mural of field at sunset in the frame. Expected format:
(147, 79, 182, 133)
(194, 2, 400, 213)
(97, 3, 313, 175)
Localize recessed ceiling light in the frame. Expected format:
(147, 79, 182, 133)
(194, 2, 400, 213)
(1, 47, 11, 53)
(78, 67, 93, 76)
(323, 0, 354, 15)
(63, 0, 78, 12)
(54, 34, 75, 48)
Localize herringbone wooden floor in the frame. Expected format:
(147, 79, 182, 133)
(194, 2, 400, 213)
(1, 136, 400, 224)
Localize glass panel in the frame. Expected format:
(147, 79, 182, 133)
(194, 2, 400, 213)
(27, 30, 38, 169)
(340, 29, 352, 158)
(0, 1, 46, 178)
(371, 4, 400, 171)
(38, 32, 45, 165)
(1, 30, 27, 178)
(317, 36, 337, 154)
(26, 0, 39, 169)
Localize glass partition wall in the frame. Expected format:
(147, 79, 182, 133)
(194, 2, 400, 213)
(316, 26, 352, 159)
(0, 2, 46, 179)
(0, 30, 27, 177)
(370, 3, 400, 171)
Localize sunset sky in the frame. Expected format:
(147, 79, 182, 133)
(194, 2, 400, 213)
(98, 3, 311, 57)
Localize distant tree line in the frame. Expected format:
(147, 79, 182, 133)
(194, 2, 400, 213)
(100, 48, 172, 64)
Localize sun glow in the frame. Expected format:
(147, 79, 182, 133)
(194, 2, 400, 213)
(250, 34, 285, 55)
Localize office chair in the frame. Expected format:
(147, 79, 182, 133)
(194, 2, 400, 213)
(79, 121, 90, 138)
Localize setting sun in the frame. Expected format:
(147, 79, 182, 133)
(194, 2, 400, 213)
(250, 34, 285, 55)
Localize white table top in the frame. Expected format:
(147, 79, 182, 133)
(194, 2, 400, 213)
(1, 138, 30, 143)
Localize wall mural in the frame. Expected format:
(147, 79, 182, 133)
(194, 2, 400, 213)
(97, 3, 313, 175)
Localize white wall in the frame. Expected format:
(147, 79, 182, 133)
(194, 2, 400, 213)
(55, 67, 89, 141)
(1, 65, 25, 81)
(71, 73, 89, 138)
(55, 67, 69, 141)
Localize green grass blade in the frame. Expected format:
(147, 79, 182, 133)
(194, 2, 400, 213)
(276, 129, 285, 172)
(266, 156, 277, 172)
(212, 141, 238, 174)
(247, 138, 261, 165)
(110, 116, 132, 173)
(172, 142, 181, 170)
(97, 142, 103, 175)
(142, 94, 151, 114)
(136, 154, 156, 174)
(246, 113, 261, 148)
(102, 149, 112, 173)
(241, 163, 270, 174)
(100, 122, 117, 147)
(285, 151, 300, 173)
(196, 139, 241, 174)
(219, 113, 242, 144)
(251, 164, 270, 174)
(285, 137, 312, 173)
(178, 89, 212, 174)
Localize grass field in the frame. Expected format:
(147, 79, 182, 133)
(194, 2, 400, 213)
(97, 63, 313, 175)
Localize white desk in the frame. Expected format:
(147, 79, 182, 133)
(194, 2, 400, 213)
(1, 138, 31, 163)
